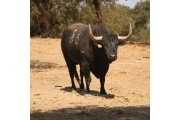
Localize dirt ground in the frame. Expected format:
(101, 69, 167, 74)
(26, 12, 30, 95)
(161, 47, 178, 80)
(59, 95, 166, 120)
(30, 38, 150, 120)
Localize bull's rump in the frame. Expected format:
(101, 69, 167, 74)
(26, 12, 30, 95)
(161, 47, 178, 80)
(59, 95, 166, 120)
(61, 24, 91, 64)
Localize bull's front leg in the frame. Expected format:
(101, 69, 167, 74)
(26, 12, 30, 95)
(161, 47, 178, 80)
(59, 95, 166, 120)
(100, 76, 107, 94)
(82, 59, 91, 93)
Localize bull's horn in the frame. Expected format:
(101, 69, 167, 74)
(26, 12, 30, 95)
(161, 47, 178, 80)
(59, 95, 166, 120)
(118, 24, 132, 40)
(89, 24, 102, 41)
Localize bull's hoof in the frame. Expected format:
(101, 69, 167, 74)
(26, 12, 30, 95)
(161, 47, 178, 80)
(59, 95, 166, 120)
(80, 85, 84, 89)
(72, 87, 77, 90)
(85, 90, 90, 94)
(100, 91, 107, 95)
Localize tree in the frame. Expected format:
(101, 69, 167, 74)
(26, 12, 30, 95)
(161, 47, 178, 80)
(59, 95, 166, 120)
(30, 0, 150, 43)
(91, 0, 116, 25)
(31, 0, 51, 37)
(92, 0, 102, 25)
(30, 1, 42, 36)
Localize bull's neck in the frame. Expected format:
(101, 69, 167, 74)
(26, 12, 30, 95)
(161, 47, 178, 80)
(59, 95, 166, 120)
(93, 45, 109, 64)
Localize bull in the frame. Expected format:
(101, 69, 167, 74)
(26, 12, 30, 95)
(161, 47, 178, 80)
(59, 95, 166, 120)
(61, 23, 132, 94)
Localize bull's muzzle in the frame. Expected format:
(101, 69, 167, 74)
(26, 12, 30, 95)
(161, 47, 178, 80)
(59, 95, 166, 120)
(108, 54, 117, 61)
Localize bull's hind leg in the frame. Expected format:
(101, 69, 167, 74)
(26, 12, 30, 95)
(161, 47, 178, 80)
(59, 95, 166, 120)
(63, 55, 78, 90)
(68, 65, 77, 90)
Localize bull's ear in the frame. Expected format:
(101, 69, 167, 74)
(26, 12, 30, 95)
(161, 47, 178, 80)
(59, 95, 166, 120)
(97, 44, 102, 48)
(118, 40, 126, 46)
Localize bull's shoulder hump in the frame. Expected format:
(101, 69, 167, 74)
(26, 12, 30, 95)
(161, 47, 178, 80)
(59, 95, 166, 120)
(71, 23, 86, 26)
(67, 23, 88, 29)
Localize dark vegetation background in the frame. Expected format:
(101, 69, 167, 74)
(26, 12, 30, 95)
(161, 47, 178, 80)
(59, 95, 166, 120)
(30, 0, 150, 43)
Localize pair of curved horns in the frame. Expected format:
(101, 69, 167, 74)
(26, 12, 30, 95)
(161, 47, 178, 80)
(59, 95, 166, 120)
(89, 24, 132, 41)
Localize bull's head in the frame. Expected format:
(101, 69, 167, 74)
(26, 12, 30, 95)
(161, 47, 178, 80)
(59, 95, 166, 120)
(89, 24, 132, 63)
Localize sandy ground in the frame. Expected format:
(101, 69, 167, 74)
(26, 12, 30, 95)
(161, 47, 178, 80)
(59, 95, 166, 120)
(30, 38, 150, 120)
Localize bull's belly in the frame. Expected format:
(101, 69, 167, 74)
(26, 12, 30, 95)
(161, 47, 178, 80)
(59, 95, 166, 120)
(67, 52, 82, 64)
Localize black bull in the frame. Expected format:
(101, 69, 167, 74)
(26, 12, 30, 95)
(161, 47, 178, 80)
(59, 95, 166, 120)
(61, 23, 132, 94)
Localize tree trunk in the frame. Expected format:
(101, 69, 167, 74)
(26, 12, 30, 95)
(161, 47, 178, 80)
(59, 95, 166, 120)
(32, 0, 51, 37)
(93, 0, 102, 25)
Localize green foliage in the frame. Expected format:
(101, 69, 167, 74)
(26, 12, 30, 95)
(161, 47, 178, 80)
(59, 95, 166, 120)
(78, 5, 96, 25)
(130, 0, 150, 42)
(129, 34, 140, 42)
(138, 27, 150, 43)
(50, 1, 80, 37)
(30, 0, 150, 43)
(101, 5, 135, 36)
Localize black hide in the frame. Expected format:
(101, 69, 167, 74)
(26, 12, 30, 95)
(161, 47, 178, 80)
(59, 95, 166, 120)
(61, 23, 126, 94)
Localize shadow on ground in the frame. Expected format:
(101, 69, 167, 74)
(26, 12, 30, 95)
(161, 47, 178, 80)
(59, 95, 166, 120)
(30, 60, 66, 69)
(60, 86, 115, 99)
(31, 105, 150, 120)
